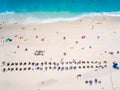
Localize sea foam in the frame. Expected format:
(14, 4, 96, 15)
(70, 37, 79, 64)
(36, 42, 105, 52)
(1, 11, 120, 24)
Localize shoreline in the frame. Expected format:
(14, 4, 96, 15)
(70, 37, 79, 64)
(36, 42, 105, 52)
(1, 12, 120, 24)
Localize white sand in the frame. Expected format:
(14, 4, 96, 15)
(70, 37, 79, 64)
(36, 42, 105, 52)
(0, 16, 120, 90)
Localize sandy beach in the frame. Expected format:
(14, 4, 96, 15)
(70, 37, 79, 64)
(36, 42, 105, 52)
(0, 16, 120, 90)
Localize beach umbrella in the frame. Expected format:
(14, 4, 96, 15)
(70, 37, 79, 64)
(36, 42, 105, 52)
(82, 61, 85, 64)
(11, 68, 14, 71)
(89, 46, 92, 48)
(63, 52, 66, 56)
(2, 68, 6, 72)
(49, 66, 51, 69)
(32, 62, 35, 66)
(78, 66, 81, 69)
(25, 48, 28, 51)
(63, 36, 66, 40)
(75, 41, 78, 44)
(40, 68, 43, 70)
(113, 62, 119, 70)
(56, 63, 59, 66)
(57, 67, 60, 71)
(85, 80, 88, 84)
(7, 63, 10, 66)
(35, 63, 39, 66)
(98, 81, 101, 84)
(69, 66, 72, 70)
(19, 62, 22, 65)
(53, 66, 56, 69)
(41, 38, 44, 41)
(69, 61, 72, 64)
(44, 61, 47, 65)
(15, 62, 18, 66)
(16, 68, 18, 71)
(66, 62, 68, 64)
(65, 67, 68, 70)
(19, 68, 22, 71)
(97, 36, 100, 39)
(36, 67, 40, 70)
(103, 61, 107, 64)
(45, 67, 47, 71)
(24, 68, 26, 71)
(87, 66, 89, 68)
(99, 65, 104, 69)
(77, 61, 81, 64)
(108, 52, 114, 55)
(73, 66, 77, 70)
(77, 74, 81, 79)
(28, 62, 31, 65)
(91, 61, 94, 64)
(87, 61, 89, 64)
(8, 68, 10, 71)
(53, 62, 56, 65)
(28, 67, 31, 70)
(91, 65, 94, 68)
(95, 66, 98, 68)
(61, 67, 64, 71)
(1, 61, 5, 66)
(24, 62, 27, 65)
(104, 65, 107, 67)
(83, 66, 85, 68)
(89, 80, 93, 85)
(11, 63, 14, 66)
(35, 35, 38, 39)
(117, 51, 119, 54)
(48, 62, 51, 65)
(41, 62, 44, 66)
(94, 79, 98, 84)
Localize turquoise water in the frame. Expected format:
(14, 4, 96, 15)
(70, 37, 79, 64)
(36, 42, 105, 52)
(0, 0, 120, 23)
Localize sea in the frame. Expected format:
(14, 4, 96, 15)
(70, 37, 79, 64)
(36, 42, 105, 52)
(0, 0, 120, 24)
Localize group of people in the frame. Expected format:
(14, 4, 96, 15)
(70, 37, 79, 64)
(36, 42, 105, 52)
(1, 60, 107, 72)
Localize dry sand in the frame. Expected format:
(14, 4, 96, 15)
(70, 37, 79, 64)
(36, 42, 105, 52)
(0, 16, 120, 90)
